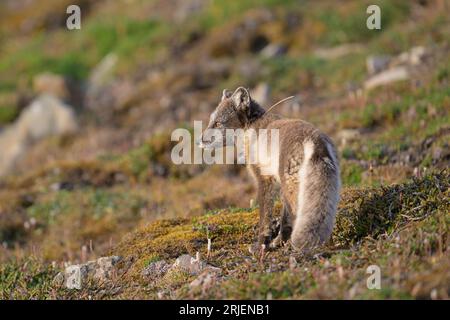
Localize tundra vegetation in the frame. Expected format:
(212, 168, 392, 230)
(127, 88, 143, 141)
(0, 0, 449, 299)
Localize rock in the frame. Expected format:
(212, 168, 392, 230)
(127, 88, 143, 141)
(170, 253, 220, 276)
(366, 55, 391, 75)
(65, 262, 95, 290)
(260, 43, 286, 58)
(88, 53, 118, 90)
(337, 129, 360, 146)
(314, 43, 363, 60)
(409, 46, 428, 65)
(174, 0, 206, 23)
(364, 66, 410, 90)
(94, 256, 122, 282)
(289, 256, 298, 271)
(251, 83, 271, 106)
(52, 272, 65, 286)
(0, 126, 27, 176)
(432, 147, 444, 162)
(33, 72, 69, 100)
(0, 94, 77, 176)
(16, 94, 78, 142)
(85, 53, 119, 121)
(85, 53, 118, 117)
(172, 253, 206, 275)
(54, 256, 121, 290)
(394, 46, 428, 66)
(142, 260, 171, 278)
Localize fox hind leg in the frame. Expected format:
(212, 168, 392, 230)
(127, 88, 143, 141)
(270, 197, 293, 248)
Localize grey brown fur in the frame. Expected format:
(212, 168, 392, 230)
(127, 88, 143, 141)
(199, 87, 341, 252)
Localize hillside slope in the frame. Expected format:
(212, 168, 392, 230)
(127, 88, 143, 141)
(0, 0, 449, 299)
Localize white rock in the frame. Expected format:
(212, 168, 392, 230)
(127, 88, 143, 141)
(0, 94, 77, 176)
(289, 256, 298, 271)
(172, 254, 206, 275)
(33, 72, 69, 100)
(174, 0, 206, 23)
(94, 256, 122, 282)
(314, 43, 363, 60)
(260, 43, 286, 58)
(364, 66, 409, 90)
(337, 129, 361, 146)
(55, 256, 121, 290)
(17, 94, 78, 142)
(171, 253, 220, 276)
(88, 53, 118, 89)
(394, 46, 428, 66)
(409, 46, 428, 65)
(65, 263, 93, 290)
(0, 126, 27, 176)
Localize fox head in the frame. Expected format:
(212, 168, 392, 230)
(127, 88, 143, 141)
(197, 87, 265, 149)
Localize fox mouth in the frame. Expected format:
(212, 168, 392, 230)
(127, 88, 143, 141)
(196, 134, 226, 149)
(196, 139, 222, 149)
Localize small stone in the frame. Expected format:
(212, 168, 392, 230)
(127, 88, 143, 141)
(314, 44, 363, 60)
(394, 46, 428, 66)
(430, 288, 438, 300)
(170, 253, 220, 276)
(432, 147, 443, 161)
(260, 43, 286, 58)
(54, 255, 122, 290)
(289, 256, 298, 270)
(364, 66, 410, 90)
(33, 72, 69, 100)
(93, 256, 121, 282)
(337, 129, 360, 146)
(172, 253, 206, 275)
(65, 264, 90, 290)
(142, 260, 171, 278)
(366, 55, 391, 75)
(88, 53, 118, 89)
(0, 94, 78, 177)
(52, 272, 65, 287)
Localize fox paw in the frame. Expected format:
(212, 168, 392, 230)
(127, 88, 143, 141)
(269, 234, 283, 249)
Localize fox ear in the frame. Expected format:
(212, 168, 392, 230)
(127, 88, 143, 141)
(231, 87, 251, 111)
(221, 89, 232, 101)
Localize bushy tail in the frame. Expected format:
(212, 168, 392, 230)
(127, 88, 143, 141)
(291, 139, 341, 252)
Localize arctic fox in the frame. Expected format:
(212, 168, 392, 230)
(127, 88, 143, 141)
(198, 87, 341, 252)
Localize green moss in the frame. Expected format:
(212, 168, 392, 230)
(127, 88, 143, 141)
(0, 105, 18, 124)
(26, 188, 146, 226)
(341, 162, 365, 186)
(196, 0, 298, 31)
(333, 170, 449, 246)
(0, 257, 61, 299)
(143, 254, 162, 268)
(312, 0, 410, 46)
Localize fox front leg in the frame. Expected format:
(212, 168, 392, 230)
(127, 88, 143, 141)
(249, 177, 276, 254)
